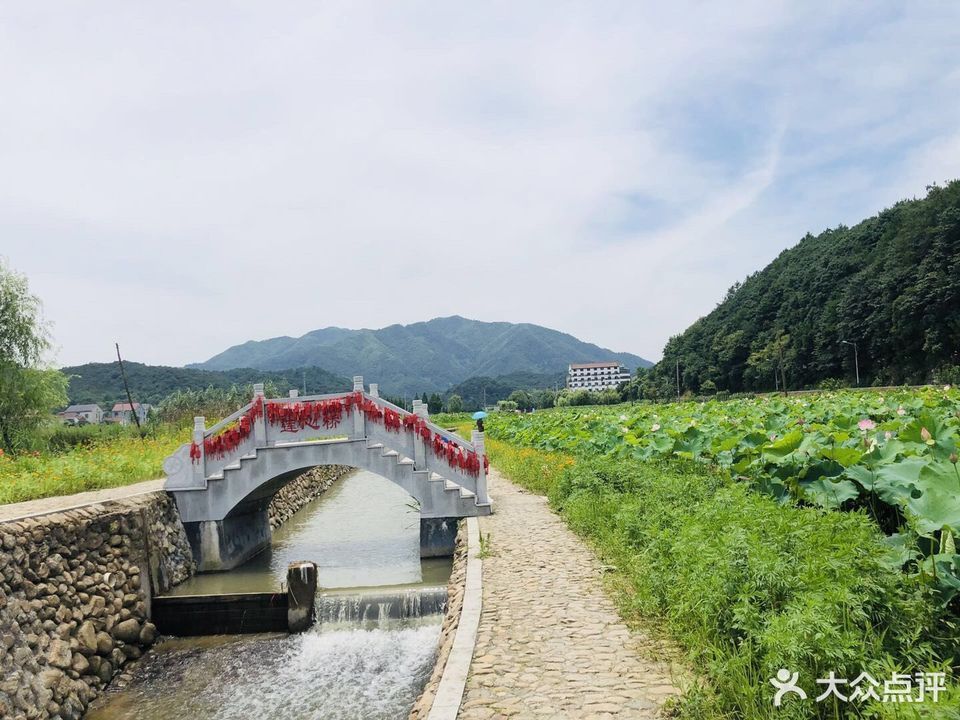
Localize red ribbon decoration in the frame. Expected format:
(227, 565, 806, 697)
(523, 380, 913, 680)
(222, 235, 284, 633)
(191, 390, 489, 475)
(191, 398, 264, 462)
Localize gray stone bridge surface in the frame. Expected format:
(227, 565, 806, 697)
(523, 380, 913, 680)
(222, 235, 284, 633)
(163, 376, 492, 571)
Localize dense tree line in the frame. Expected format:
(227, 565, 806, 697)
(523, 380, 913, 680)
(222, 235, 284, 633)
(642, 181, 960, 397)
(63, 362, 350, 407)
(442, 371, 564, 411)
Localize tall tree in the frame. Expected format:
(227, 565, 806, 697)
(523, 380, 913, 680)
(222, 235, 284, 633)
(0, 259, 67, 450)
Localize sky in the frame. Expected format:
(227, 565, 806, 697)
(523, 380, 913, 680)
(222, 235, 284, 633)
(3, 2, 959, 368)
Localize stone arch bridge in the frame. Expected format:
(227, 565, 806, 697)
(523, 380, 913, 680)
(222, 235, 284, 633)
(163, 376, 491, 571)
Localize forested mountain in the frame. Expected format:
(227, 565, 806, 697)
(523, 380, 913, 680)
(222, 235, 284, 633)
(443, 371, 565, 409)
(191, 316, 650, 395)
(644, 181, 960, 395)
(62, 362, 350, 406)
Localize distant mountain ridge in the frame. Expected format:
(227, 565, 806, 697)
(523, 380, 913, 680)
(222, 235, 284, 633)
(190, 316, 650, 395)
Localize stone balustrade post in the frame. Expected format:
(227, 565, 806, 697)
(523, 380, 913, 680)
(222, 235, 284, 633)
(192, 416, 206, 485)
(289, 389, 298, 398)
(369, 383, 379, 399)
(352, 375, 365, 439)
(252, 383, 267, 446)
(412, 400, 427, 468)
(472, 429, 489, 505)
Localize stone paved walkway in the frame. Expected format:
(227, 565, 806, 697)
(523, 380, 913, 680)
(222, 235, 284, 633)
(459, 468, 679, 719)
(0, 478, 164, 522)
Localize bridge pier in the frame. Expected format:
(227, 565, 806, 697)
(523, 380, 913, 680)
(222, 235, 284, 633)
(182, 503, 272, 572)
(420, 517, 459, 558)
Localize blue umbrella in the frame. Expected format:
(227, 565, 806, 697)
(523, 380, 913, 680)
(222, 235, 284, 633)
(472, 411, 488, 420)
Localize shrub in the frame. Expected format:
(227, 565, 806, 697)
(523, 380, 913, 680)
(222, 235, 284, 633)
(817, 377, 845, 390)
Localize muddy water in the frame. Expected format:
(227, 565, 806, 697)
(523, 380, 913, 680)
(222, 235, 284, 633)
(88, 470, 451, 720)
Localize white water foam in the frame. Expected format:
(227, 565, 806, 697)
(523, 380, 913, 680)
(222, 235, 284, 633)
(89, 622, 441, 720)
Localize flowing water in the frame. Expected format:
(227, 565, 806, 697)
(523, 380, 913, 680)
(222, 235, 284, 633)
(88, 470, 451, 720)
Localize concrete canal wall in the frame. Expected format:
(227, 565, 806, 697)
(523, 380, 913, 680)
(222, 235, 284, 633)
(0, 465, 350, 720)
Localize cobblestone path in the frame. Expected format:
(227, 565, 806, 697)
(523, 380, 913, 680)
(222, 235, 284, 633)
(459, 468, 679, 719)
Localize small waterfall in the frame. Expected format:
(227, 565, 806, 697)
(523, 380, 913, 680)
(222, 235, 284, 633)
(315, 586, 447, 629)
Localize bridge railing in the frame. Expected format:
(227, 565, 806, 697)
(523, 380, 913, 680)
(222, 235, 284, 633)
(363, 390, 486, 497)
(163, 376, 488, 505)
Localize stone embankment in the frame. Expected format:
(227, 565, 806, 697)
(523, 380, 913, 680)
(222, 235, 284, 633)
(0, 464, 351, 720)
(267, 465, 350, 529)
(0, 493, 193, 720)
(408, 519, 468, 720)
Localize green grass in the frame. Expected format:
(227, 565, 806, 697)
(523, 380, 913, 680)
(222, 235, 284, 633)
(483, 437, 959, 719)
(0, 428, 185, 504)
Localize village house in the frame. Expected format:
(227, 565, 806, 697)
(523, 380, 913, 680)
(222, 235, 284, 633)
(110, 402, 152, 425)
(59, 404, 104, 425)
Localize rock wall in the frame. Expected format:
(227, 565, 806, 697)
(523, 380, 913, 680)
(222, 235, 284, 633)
(267, 465, 352, 530)
(0, 493, 193, 720)
(408, 519, 467, 720)
(0, 465, 350, 719)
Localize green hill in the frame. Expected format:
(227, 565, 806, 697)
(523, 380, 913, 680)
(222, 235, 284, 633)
(645, 181, 960, 394)
(190, 316, 650, 396)
(62, 362, 350, 407)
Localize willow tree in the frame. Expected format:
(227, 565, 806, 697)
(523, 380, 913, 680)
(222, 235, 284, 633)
(0, 259, 67, 450)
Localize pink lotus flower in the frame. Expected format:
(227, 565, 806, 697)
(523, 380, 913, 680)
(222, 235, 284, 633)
(651, 423, 661, 432)
(921, 427, 932, 442)
(884, 431, 893, 441)
(858, 418, 876, 431)
(897, 407, 906, 416)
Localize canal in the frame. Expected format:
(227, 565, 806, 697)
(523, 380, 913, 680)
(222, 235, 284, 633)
(87, 469, 451, 720)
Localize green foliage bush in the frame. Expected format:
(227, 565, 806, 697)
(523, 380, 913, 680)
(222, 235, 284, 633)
(549, 458, 958, 719)
(817, 378, 846, 391)
(27, 422, 146, 453)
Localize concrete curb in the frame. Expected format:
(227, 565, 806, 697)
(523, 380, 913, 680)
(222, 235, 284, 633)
(428, 515, 483, 720)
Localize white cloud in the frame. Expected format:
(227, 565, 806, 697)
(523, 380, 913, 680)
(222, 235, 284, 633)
(2, 2, 958, 368)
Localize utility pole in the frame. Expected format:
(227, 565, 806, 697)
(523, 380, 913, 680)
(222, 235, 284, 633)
(675, 359, 680, 401)
(115, 343, 142, 435)
(302, 369, 307, 396)
(840, 340, 860, 386)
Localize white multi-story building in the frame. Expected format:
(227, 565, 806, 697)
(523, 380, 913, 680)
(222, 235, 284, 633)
(567, 362, 631, 391)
